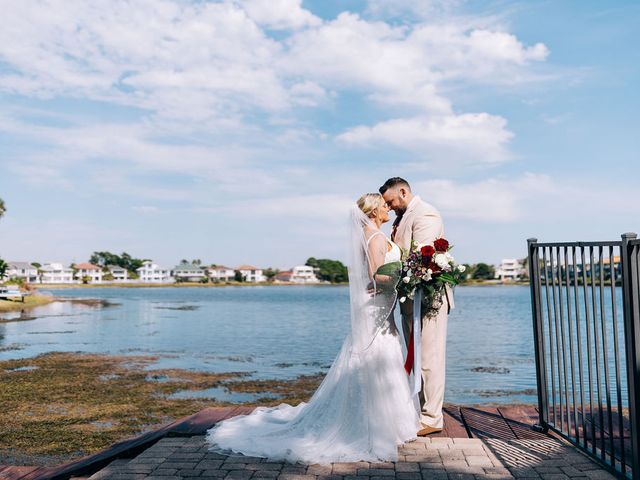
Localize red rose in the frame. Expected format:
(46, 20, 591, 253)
(434, 238, 449, 252)
(429, 262, 441, 273)
(421, 245, 435, 257)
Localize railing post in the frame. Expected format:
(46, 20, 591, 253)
(528, 238, 549, 432)
(621, 232, 639, 478)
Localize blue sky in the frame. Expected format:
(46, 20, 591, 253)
(0, 0, 638, 269)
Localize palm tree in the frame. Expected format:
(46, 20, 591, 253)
(0, 198, 5, 219)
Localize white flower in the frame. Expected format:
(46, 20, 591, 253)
(427, 269, 433, 275)
(402, 276, 411, 283)
(434, 253, 451, 271)
(399, 297, 406, 303)
(424, 271, 432, 282)
(457, 265, 466, 273)
(445, 252, 454, 261)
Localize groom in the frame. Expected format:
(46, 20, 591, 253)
(380, 177, 452, 436)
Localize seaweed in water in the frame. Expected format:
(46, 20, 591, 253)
(475, 388, 536, 398)
(0, 343, 25, 352)
(60, 298, 121, 308)
(27, 330, 77, 335)
(469, 366, 511, 374)
(154, 305, 200, 311)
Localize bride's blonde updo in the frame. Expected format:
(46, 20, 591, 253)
(357, 193, 384, 219)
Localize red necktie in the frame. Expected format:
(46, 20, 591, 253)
(391, 214, 403, 241)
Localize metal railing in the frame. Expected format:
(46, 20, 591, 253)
(528, 233, 639, 478)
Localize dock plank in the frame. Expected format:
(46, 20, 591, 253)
(498, 405, 547, 440)
(460, 406, 517, 439)
(0, 466, 42, 480)
(168, 406, 239, 435)
(440, 405, 470, 438)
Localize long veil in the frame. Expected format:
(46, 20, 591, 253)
(348, 206, 400, 353)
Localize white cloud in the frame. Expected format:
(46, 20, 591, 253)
(414, 174, 555, 222)
(366, 0, 463, 20)
(132, 206, 160, 214)
(239, 0, 321, 30)
(338, 113, 513, 164)
(219, 193, 354, 221)
(0, 0, 556, 222)
(412, 173, 640, 228)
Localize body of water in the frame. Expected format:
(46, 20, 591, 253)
(0, 285, 538, 404)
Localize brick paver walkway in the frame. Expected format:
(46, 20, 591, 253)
(85, 436, 617, 480)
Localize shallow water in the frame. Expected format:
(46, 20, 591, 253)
(0, 285, 538, 404)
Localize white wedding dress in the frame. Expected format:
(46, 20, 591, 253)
(206, 210, 419, 464)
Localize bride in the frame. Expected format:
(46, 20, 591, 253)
(206, 193, 419, 463)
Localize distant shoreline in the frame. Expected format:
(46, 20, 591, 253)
(34, 281, 346, 289)
(32, 280, 528, 289)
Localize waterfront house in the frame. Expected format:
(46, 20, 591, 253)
(6, 262, 39, 283)
(236, 265, 265, 283)
(274, 271, 293, 283)
(136, 261, 174, 283)
(290, 265, 320, 284)
(107, 265, 129, 282)
(73, 262, 104, 283)
(40, 263, 75, 284)
(495, 259, 525, 281)
(173, 262, 206, 282)
(207, 265, 235, 282)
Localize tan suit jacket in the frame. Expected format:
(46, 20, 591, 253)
(392, 196, 454, 314)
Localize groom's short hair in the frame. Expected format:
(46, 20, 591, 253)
(379, 177, 411, 194)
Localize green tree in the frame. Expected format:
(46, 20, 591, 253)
(234, 270, 245, 282)
(306, 257, 348, 283)
(263, 268, 280, 281)
(89, 251, 148, 275)
(0, 258, 7, 280)
(472, 263, 495, 280)
(0, 198, 5, 219)
(519, 257, 529, 280)
(192, 259, 202, 266)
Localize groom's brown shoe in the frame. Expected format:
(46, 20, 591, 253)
(417, 425, 443, 437)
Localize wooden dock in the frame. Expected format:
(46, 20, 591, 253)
(0, 404, 549, 480)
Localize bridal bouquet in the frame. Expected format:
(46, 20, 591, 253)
(396, 238, 465, 318)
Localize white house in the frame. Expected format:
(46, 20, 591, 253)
(207, 265, 235, 282)
(496, 259, 525, 281)
(6, 262, 39, 283)
(107, 265, 129, 282)
(290, 265, 319, 284)
(173, 263, 206, 282)
(236, 265, 265, 283)
(73, 262, 104, 283)
(136, 261, 174, 283)
(40, 263, 75, 284)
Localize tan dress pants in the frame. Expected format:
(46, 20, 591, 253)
(401, 299, 449, 429)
